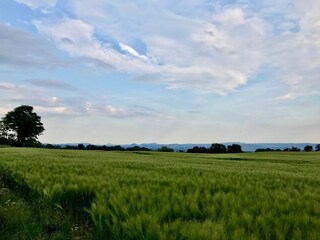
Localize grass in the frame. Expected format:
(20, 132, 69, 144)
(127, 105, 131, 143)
(0, 148, 320, 239)
(0, 171, 74, 239)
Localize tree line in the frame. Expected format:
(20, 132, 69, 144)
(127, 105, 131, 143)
(41, 143, 242, 153)
(42, 143, 175, 152)
(1, 105, 319, 153)
(41, 143, 320, 153)
(187, 143, 243, 153)
(255, 145, 320, 152)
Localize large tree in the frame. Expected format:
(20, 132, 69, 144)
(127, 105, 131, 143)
(1, 105, 45, 146)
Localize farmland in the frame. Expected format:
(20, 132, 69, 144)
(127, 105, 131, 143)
(0, 148, 320, 239)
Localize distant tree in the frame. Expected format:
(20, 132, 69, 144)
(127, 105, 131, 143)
(106, 145, 124, 151)
(255, 148, 281, 152)
(103, 145, 125, 151)
(208, 143, 226, 153)
(255, 148, 272, 152)
(78, 144, 85, 150)
(126, 146, 151, 151)
(45, 144, 55, 149)
(0, 105, 45, 147)
(64, 145, 77, 149)
(227, 144, 243, 153)
(113, 145, 125, 151)
(158, 146, 174, 152)
(290, 147, 301, 152)
(86, 144, 97, 150)
(101, 145, 107, 150)
(304, 145, 313, 152)
(316, 144, 320, 151)
(187, 146, 207, 153)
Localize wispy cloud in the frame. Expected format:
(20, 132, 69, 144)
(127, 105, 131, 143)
(26, 79, 77, 91)
(0, 82, 17, 91)
(0, 79, 173, 120)
(0, 81, 40, 96)
(4, 0, 320, 96)
(84, 102, 175, 119)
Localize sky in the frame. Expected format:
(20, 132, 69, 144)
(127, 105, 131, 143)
(0, 0, 319, 144)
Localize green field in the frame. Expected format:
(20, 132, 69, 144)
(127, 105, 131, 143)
(1, 148, 320, 239)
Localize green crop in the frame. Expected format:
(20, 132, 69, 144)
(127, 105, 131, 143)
(1, 148, 320, 239)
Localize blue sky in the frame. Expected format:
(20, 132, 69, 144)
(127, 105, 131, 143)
(0, 0, 319, 144)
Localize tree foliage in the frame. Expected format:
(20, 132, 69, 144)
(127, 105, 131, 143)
(158, 146, 175, 152)
(304, 145, 313, 152)
(208, 143, 227, 153)
(187, 143, 243, 154)
(227, 144, 243, 153)
(187, 146, 208, 153)
(283, 147, 301, 152)
(0, 105, 44, 146)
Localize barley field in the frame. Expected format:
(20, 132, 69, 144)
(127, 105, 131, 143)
(0, 148, 320, 239)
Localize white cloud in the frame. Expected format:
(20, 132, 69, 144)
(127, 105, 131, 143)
(0, 82, 39, 96)
(119, 43, 148, 60)
(263, 0, 320, 96)
(0, 83, 174, 119)
(34, 18, 158, 74)
(35, 105, 67, 114)
(84, 102, 174, 119)
(30, 0, 320, 96)
(83, 104, 127, 118)
(15, 0, 57, 10)
(34, 7, 267, 94)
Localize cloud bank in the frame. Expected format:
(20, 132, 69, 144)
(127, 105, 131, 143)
(24, 0, 319, 96)
(3, 0, 315, 96)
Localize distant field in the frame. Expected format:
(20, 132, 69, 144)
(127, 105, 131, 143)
(0, 148, 320, 239)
